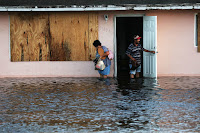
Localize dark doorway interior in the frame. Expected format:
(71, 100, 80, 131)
(116, 17, 143, 78)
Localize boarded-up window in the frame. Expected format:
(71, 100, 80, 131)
(10, 12, 98, 61)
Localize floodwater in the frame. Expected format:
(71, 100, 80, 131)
(0, 77, 200, 132)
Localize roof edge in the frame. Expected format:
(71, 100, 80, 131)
(1, 4, 200, 11)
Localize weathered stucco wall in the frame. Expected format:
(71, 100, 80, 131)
(0, 10, 200, 77)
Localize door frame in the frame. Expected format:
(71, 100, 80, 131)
(113, 14, 157, 77)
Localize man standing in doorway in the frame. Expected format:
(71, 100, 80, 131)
(126, 35, 155, 79)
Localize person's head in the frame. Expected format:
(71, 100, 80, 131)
(133, 35, 141, 44)
(93, 40, 101, 47)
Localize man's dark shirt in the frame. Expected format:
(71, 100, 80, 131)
(126, 43, 144, 65)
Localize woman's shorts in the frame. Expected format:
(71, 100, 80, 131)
(129, 64, 141, 75)
(98, 65, 110, 75)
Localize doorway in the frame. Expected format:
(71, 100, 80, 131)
(116, 17, 143, 78)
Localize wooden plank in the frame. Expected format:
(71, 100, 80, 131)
(26, 12, 49, 61)
(10, 12, 50, 61)
(66, 12, 89, 61)
(49, 12, 90, 61)
(88, 12, 99, 60)
(48, 12, 66, 61)
(32, 12, 50, 61)
(10, 12, 98, 61)
(10, 12, 27, 61)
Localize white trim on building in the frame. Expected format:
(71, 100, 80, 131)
(0, 4, 200, 11)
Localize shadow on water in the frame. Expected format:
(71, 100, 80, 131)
(0, 77, 200, 132)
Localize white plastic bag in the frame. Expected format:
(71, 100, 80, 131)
(95, 59, 105, 70)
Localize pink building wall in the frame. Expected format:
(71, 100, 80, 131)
(0, 10, 200, 77)
(147, 10, 200, 76)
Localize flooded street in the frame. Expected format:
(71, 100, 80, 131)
(0, 77, 200, 132)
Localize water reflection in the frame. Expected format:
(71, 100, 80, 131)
(0, 77, 200, 132)
(115, 78, 159, 131)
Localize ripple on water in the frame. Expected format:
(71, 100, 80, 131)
(0, 77, 200, 132)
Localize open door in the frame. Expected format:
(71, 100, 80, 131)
(116, 17, 143, 78)
(143, 16, 157, 77)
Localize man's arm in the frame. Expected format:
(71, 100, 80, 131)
(143, 49, 155, 54)
(127, 54, 136, 62)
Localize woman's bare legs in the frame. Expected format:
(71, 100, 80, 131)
(130, 73, 140, 79)
(100, 74, 107, 79)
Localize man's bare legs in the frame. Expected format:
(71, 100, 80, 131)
(136, 72, 140, 78)
(130, 74, 134, 79)
(130, 72, 140, 79)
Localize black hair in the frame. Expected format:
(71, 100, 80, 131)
(93, 40, 101, 47)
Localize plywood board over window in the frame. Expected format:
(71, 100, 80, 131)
(10, 12, 98, 61)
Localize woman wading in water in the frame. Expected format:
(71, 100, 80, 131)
(93, 40, 111, 79)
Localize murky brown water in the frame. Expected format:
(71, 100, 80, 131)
(0, 77, 200, 132)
